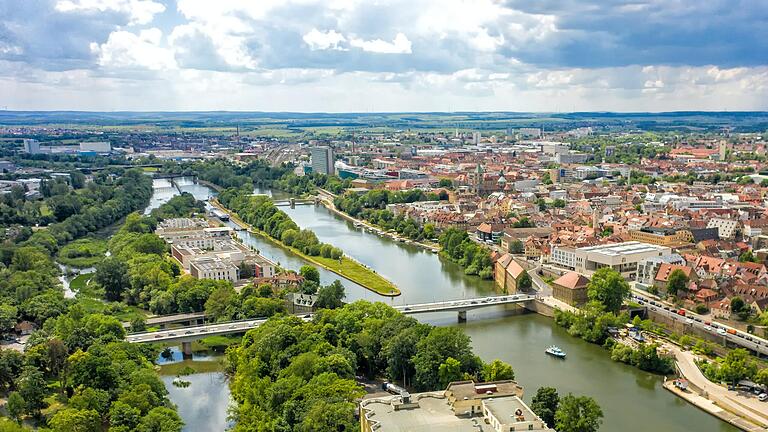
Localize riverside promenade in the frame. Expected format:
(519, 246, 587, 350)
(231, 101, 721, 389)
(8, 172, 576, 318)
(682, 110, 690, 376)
(664, 345, 768, 431)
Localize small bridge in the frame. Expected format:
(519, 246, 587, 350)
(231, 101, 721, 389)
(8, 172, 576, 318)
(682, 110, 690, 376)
(125, 294, 535, 356)
(273, 197, 319, 207)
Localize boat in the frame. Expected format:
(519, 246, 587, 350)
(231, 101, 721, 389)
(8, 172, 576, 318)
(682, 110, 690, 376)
(545, 346, 566, 358)
(431, 248, 439, 253)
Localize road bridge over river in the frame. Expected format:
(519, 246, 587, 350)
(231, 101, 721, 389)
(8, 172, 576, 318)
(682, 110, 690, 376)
(126, 294, 536, 356)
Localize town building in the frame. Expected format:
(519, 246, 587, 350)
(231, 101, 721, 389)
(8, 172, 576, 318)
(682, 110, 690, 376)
(636, 254, 686, 287)
(552, 242, 672, 279)
(494, 254, 528, 293)
(552, 271, 590, 306)
(706, 218, 740, 240)
(360, 380, 553, 432)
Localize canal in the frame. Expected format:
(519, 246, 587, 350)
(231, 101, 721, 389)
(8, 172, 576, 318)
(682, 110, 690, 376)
(151, 178, 738, 432)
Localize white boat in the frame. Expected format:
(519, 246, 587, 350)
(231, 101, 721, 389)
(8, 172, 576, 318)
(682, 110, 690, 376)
(545, 346, 566, 358)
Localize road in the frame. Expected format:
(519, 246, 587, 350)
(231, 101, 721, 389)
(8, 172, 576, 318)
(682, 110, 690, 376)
(126, 318, 278, 343)
(670, 344, 768, 428)
(128, 295, 534, 344)
(630, 289, 768, 356)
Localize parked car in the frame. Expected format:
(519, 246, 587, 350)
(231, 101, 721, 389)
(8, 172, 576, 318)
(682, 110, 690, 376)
(759, 393, 768, 402)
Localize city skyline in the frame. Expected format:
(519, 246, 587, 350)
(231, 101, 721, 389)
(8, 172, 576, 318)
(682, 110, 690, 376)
(1, 0, 767, 112)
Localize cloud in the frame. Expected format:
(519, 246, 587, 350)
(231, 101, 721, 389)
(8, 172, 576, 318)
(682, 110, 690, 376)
(349, 32, 412, 54)
(303, 29, 347, 51)
(90, 28, 176, 70)
(1, 0, 767, 110)
(55, 0, 166, 25)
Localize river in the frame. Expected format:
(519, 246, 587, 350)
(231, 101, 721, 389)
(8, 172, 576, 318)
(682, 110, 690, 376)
(150, 177, 738, 432)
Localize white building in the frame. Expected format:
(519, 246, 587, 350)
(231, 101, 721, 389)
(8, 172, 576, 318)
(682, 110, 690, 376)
(636, 254, 686, 287)
(707, 218, 739, 240)
(310, 146, 335, 175)
(552, 242, 672, 280)
(189, 257, 239, 282)
(79, 141, 111, 153)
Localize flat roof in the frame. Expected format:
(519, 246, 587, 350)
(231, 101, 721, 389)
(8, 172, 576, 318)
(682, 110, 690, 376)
(578, 241, 669, 257)
(362, 394, 480, 432)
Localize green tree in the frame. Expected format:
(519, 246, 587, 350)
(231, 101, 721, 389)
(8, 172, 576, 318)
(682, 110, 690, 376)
(731, 297, 746, 316)
(438, 357, 464, 388)
(70, 387, 111, 417)
(739, 250, 759, 263)
(16, 366, 47, 414)
(587, 268, 629, 313)
(0, 304, 18, 334)
(137, 406, 184, 432)
(299, 265, 320, 285)
(554, 394, 604, 432)
(6, 391, 25, 423)
(530, 387, 559, 427)
(94, 257, 130, 302)
(49, 408, 101, 432)
(665, 269, 688, 297)
(509, 239, 524, 254)
(718, 349, 757, 385)
(316, 280, 345, 309)
(109, 401, 141, 430)
(517, 271, 532, 292)
(481, 359, 515, 381)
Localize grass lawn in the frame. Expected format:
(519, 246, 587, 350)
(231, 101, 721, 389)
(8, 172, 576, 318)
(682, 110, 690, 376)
(76, 297, 149, 322)
(158, 360, 223, 376)
(197, 335, 241, 352)
(69, 273, 93, 292)
(57, 238, 108, 268)
(310, 255, 400, 296)
(214, 200, 400, 296)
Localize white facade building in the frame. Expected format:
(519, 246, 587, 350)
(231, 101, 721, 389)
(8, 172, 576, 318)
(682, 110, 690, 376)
(707, 218, 739, 240)
(79, 141, 111, 153)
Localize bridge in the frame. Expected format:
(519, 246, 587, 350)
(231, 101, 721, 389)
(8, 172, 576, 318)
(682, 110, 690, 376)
(394, 294, 535, 320)
(273, 197, 319, 207)
(125, 294, 535, 357)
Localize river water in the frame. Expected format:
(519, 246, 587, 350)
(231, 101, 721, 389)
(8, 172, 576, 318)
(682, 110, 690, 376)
(151, 177, 738, 432)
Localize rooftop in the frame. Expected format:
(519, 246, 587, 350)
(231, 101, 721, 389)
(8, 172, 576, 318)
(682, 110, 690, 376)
(578, 241, 669, 256)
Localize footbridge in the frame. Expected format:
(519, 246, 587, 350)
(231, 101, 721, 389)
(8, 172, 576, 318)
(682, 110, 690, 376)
(125, 294, 535, 356)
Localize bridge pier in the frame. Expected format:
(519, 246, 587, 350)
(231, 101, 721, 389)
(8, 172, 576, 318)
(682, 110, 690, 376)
(457, 310, 467, 323)
(182, 341, 193, 359)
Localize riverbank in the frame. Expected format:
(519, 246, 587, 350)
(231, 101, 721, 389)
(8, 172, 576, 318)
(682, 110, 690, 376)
(665, 345, 768, 431)
(316, 195, 442, 252)
(210, 198, 401, 296)
(197, 179, 223, 192)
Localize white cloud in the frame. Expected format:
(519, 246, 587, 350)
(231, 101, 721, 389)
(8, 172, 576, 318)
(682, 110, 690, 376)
(0, 43, 23, 56)
(303, 29, 347, 51)
(349, 33, 412, 54)
(55, 0, 166, 25)
(90, 28, 177, 70)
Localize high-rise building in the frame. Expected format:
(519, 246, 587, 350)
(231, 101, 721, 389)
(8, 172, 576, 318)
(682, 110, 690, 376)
(472, 132, 481, 145)
(310, 146, 335, 175)
(22, 139, 40, 154)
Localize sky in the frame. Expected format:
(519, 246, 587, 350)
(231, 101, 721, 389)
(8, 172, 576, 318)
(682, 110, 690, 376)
(1, 0, 767, 112)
